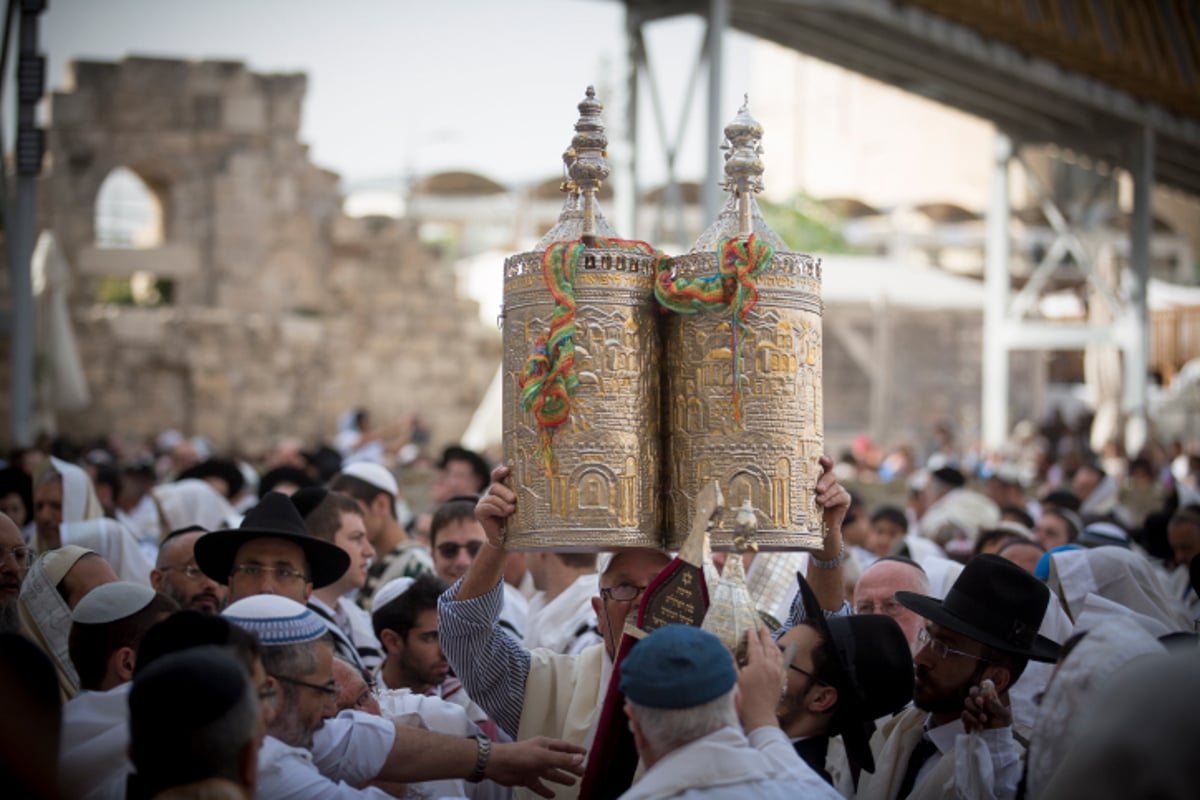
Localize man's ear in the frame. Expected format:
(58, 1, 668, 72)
(113, 646, 136, 685)
(807, 684, 838, 715)
(371, 493, 392, 519)
(983, 663, 1013, 695)
(380, 628, 403, 655)
(303, 582, 313, 602)
(149, 569, 164, 591)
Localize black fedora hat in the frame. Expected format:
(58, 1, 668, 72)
(194, 492, 350, 589)
(896, 553, 1060, 663)
(790, 572, 914, 774)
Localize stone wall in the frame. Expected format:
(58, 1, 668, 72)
(10, 56, 500, 455)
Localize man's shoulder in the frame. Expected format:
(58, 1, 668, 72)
(876, 704, 924, 740)
(258, 735, 314, 766)
(376, 543, 434, 584)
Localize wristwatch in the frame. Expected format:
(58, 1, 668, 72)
(467, 732, 491, 783)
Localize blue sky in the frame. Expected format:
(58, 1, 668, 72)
(34, 0, 755, 188)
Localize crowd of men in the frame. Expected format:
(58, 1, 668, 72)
(1, 416, 1199, 800)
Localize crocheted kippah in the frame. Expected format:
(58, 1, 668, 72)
(222, 595, 327, 645)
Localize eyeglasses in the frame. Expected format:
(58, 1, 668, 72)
(435, 541, 483, 560)
(0, 545, 31, 566)
(787, 663, 829, 687)
(917, 628, 990, 663)
(855, 599, 907, 618)
(352, 685, 377, 711)
(599, 584, 646, 602)
(273, 674, 339, 697)
(230, 563, 308, 581)
(157, 563, 207, 580)
(257, 684, 280, 708)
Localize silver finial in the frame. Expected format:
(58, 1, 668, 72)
(568, 86, 610, 244)
(720, 96, 765, 238)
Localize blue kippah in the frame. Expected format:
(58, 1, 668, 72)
(222, 595, 328, 645)
(619, 625, 736, 709)
(1035, 543, 1084, 581)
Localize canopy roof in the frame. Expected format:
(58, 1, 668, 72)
(623, 0, 1200, 196)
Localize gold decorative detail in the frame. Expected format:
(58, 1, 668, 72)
(663, 103, 825, 553)
(502, 88, 661, 551)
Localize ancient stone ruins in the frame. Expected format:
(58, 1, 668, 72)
(6, 56, 500, 455)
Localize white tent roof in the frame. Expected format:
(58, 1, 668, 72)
(818, 254, 987, 310)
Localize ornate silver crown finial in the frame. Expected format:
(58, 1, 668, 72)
(719, 97, 765, 237)
(720, 97, 765, 196)
(568, 85, 610, 242)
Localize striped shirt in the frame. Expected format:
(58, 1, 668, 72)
(437, 577, 529, 740)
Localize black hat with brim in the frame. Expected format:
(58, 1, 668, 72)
(790, 572, 913, 774)
(194, 491, 349, 589)
(895, 553, 1061, 663)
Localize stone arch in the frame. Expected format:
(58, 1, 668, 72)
(94, 166, 165, 249)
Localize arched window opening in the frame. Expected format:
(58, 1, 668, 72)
(94, 166, 163, 249)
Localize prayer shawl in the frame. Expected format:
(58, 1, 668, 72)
(854, 706, 929, 800)
(308, 595, 381, 677)
(1048, 546, 1192, 636)
(515, 642, 609, 800)
(1025, 616, 1165, 797)
(501, 581, 529, 641)
(524, 573, 602, 656)
(376, 688, 507, 800)
(1009, 593, 1072, 739)
(58, 683, 133, 800)
(60, 519, 154, 587)
(32, 456, 103, 552)
(617, 726, 841, 800)
(1036, 647, 1200, 800)
(152, 478, 238, 535)
(854, 706, 1021, 800)
(18, 545, 94, 698)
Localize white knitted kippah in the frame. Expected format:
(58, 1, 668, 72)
(371, 577, 416, 613)
(71, 582, 157, 625)
(341, 461, 399, 497)
(222, 595, 327, 645)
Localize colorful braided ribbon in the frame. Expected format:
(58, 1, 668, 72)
(519, 238, 666, 476)
(655, 234, 775, 427)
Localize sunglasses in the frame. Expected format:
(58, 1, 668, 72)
(435, 540, 484, 560)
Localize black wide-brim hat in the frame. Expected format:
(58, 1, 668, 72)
(896, 553, 1061, 663)
(195, 491, 350, 589)
(791, 572, 913, 775)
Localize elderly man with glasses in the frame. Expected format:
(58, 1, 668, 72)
(0, 512, 31, 632)
(224, 594, 586, 800)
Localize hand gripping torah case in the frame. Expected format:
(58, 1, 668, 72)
(501, 88, 663, 551)
(660, 99, 825, 552)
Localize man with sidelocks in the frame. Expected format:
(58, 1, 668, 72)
(438, 455, 851, 799)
